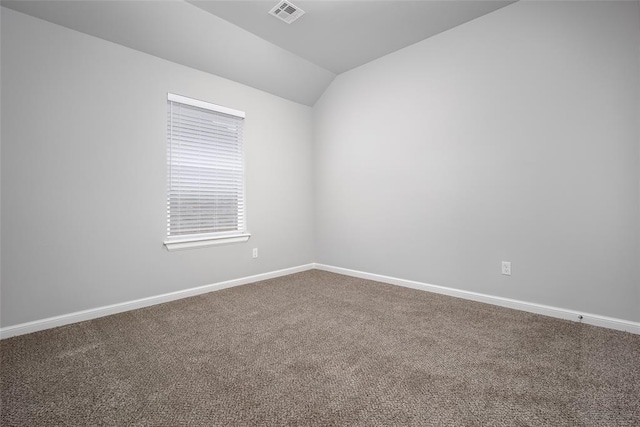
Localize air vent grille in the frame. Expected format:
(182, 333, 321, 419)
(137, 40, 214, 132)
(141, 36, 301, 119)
(269, 1, 305, 24)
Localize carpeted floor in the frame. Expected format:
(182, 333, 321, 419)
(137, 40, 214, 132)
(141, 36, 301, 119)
(1, 270, 639, 426)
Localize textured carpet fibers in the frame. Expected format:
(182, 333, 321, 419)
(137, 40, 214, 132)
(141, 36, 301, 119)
(1, 270, 639, 426)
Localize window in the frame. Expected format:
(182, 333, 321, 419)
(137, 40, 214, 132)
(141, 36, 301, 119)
(164, 93, 249, 251)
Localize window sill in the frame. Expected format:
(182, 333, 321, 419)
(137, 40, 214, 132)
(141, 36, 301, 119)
(164, 233, 251, 251)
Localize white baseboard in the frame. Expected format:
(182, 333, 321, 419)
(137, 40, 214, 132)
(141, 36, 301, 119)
(313, 263, 640, 335)
(0, 264, 315, 339)
(3, 262, 638, 339)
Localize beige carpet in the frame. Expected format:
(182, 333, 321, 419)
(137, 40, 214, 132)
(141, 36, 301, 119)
(1, 270, 639, 426)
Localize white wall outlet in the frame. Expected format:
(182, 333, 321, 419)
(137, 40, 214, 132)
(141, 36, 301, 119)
(252, 248, 258, 259)
(501, 261, 511, 276)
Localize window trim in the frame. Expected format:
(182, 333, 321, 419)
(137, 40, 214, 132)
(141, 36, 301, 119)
(167, 93, 245, 119)
(164, 233, 251, 251)
(163, 93, 250, 251)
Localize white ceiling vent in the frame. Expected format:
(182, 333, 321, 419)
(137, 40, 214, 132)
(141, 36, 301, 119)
(269, 1, 305, 24)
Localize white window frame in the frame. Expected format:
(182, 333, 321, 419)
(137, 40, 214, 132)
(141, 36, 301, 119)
(164, 93, 250, 251)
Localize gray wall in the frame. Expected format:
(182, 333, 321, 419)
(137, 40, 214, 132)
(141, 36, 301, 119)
(1, 8, 315, 327)
(2, 2, 639, 329)
(314, 1, 640, 322)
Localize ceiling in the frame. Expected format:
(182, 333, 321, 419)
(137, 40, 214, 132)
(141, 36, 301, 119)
(2, 0, 514, 105)
(1, 0, 335, 106)
(190, 1, 514, 74)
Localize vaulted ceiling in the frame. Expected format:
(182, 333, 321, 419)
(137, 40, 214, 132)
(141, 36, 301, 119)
(189, 1, 514, 75)
(2, 0, 514, 106)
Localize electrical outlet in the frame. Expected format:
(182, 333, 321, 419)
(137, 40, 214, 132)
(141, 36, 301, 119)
(252, 248, 258, 259)
(501, 261, 511, 276)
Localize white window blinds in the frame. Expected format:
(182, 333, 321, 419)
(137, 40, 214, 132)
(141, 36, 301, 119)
(166, 94, 246, 244)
